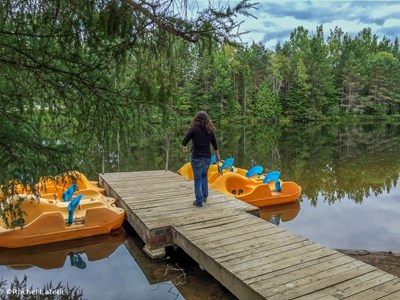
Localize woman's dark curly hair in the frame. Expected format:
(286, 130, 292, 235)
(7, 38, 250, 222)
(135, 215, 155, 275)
(191, 111, 215, 133)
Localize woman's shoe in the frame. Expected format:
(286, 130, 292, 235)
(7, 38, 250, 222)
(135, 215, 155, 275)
(193, 200, 203, 207)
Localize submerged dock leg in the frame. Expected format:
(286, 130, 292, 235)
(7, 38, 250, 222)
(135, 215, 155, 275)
(143, 245, 166, 259)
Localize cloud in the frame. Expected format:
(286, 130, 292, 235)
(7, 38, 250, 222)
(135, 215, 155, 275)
(262, 28, 294, 41)
(377, 25, 400, 39)
(236, 0, 400, 47)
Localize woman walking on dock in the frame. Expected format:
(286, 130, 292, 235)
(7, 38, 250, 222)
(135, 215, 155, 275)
(182, 111, 219, 207)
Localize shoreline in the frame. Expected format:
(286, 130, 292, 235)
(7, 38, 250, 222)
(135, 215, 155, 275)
(337, 249, 400, 277)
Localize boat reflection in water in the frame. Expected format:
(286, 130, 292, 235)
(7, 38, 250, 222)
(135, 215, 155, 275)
(258, 201, 301, 226)
(0, 228, 125, 270)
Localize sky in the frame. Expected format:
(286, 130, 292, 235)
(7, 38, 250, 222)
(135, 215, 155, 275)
(229, 0, 400, 48)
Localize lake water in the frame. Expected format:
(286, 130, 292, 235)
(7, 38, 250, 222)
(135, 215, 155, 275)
(0, 226, 233, 299)
(92, 121, 400, 251)
(2, 121, 400, 299)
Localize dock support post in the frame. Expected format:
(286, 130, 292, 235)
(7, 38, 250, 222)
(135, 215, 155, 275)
(143, 245, 166, 259)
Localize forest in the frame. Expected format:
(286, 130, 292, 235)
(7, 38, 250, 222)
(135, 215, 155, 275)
(1, 0, 400, 184)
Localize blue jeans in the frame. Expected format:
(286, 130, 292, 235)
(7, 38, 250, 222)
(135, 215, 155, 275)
(191, 158, 210, 205)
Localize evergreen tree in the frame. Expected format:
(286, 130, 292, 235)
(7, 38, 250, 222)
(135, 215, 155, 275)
(341, 52, 367, 113)
(286, 59, 312, 120)
(233, 47, 254, 115)
(307, 25, 338, 116)
(253, 81, 282, 120)
(393, 37, 400, 59)
(367, 52, 400, 115)
(209, 46, 237, 116)
(269, 53, 291, 97)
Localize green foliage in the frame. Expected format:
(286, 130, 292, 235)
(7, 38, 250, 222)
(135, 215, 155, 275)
(1, 0, 400, 187)
(0, 0, 257, 184)
(286, 59, 313, 120)
(269, 53, 291, 97)
(253, 81, 282, 120)
(367, 51, 400, 114)
(340, 51, 367, 113)
(0, 195, 34, 229)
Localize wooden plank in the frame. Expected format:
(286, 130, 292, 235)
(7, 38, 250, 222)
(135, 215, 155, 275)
(345, 278, 400, 300)
(119, 188, 191, 196)
(100, 171, 400, 300)
(266, 264, 376, 300)
(115, 196, 149, 245)
(139, 203, 229, 220)
(108, 177, 183, 186)
(101, 170, 173, 179)
(116, 185, 192, 197)
(135, 192, 229, 204)
(237, 247, 339, 281)
(229, 243, 327, 274)
(176, 214, 254, 232)
(133, 196, 241, 217)
(261, 259, 368, 298)
(249, 253, 355, 290)
(145, 210, 244, 230)
(219, 239, 315, 265)
(171, 227, 265, 300)
(225, 242, 323, 271)
(205, 226, 293, 247)
(244, 252, 345, 286)
(124, 196, 198, 209)
(309, 272, 397, 299)
(123, 182, 191, 191)
(179, 217, 264, 240)
(376, 290, 400, 300)
(102, 170, 256, 207)
(141, 202, 251, 225)
(208, 232, 305, 260)
(140, 202, 244, 220)
(130, 198, 208, 213)
(116, 179, 190, 189)
(198, 226, 285, 251)
(189, 222, 278, 244)
(143, 207, 242, 225)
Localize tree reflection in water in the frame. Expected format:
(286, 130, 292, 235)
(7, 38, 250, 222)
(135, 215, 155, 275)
(278, 122, 400, 205)
(83, 122, 400, 207)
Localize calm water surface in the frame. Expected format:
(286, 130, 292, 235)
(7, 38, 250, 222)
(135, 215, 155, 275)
(0, 229, 184, 299)
(90, 121, 400, 252)
(2, 121, 400, 299)
(0, 226, 233, 299)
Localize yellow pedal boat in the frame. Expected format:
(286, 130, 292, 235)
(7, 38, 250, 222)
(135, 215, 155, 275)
(43, 171, 106, 195)
(178, 159, 270, 184)
(178, 162, 223, 183)
(36, 181, 115, 204)
(210, 172, 301, 207)
(0, 194, 125, 248)
(3, 171, 106, 200)
(0, 228, 125, 270)
(259, 201, 301, 223)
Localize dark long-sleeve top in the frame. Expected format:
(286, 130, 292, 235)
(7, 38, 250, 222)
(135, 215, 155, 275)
(182, 126, 218, 159)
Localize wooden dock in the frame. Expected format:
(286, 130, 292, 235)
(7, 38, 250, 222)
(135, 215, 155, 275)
(100, 170, 400, 300)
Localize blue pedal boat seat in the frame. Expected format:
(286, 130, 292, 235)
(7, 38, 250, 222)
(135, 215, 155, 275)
(221, 158, 235, 172)
(246, 166, 263, 178)
(263, 171, 282, 192)
(67, 194, 83, 225)
(63, 183, 78, 202)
